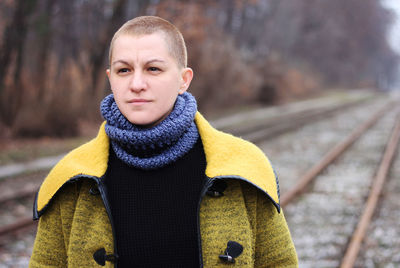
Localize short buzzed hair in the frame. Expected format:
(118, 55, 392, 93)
(109, 16, 187, 68)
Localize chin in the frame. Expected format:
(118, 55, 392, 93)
(124, 110, 170, 128)
(127, 117, 159, 127)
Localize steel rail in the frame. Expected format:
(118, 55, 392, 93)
(0, 216, 35, 238)
(0, 185, 38, 204)
(340, 111, 400, 268)
(241, 99, 369, 143)
(280, 101, 397, 207)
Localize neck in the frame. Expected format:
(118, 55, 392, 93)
(101, 92, 199, 170)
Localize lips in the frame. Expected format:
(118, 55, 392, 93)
(128, 99, 151, 104)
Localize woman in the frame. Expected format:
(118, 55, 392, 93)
(30, 16, 298, 267)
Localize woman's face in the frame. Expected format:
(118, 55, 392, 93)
(107, 33, 193, 127)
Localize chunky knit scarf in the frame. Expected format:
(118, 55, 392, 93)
(100, 92, 199, 170)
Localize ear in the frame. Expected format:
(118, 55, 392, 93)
(106, 69, 111, 79)
(178, 67, 193, 94)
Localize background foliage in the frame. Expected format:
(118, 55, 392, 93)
(0, 0, 398, 137)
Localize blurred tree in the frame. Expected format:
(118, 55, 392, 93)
(0, 0, 398, 137)
(34, 0, 56, 100)
(0, 0, 38, 127)
(88, 0, 128, 99)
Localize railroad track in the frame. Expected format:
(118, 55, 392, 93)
(280, 102, 396, 207)
(341, 110, 400, 267)
(0, 173, 43, 240)
(0, 91, 398, 266)
(355, 122, 400, 267)
(214, 91, 374, 143)
(276, 97, 400, 267)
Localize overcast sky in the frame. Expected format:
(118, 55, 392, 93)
(382, 0, 400, 89)
(382, 0, 400, 53)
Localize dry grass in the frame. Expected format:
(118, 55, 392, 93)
(0, 119, 100, 166)
(0, 136, 91, 166)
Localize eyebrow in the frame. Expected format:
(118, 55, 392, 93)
(111, 59, 166, 66)
(146, 59, 166, 64)
(112, 60, 130, 66)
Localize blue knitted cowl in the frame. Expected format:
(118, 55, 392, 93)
(100, 92, 199, 170)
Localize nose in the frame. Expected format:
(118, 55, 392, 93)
(129, 71, 147, 93)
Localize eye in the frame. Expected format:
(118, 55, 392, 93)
(117, 68, 130, 74)
(148, 67, 161, 72)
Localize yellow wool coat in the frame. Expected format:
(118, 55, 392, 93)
(30, 113, 298, 267)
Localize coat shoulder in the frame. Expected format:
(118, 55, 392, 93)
(34, 123, 110, 218)
(195, 112, 280, 209)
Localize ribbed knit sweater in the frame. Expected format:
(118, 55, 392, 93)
(104, 137, 207, 267)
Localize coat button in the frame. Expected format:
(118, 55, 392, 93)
(93, 248, 118, 266)
(219, 241, 243, 263)
(89, 186, 100, 195)
(206, 180, 227, 197)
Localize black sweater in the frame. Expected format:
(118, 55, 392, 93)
(104, 137, 207, 267)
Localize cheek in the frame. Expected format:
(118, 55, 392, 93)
(157, 88, 179, 112)
(110, 79, 126, 98)
(111, 87, 119, 100)
(109, 77, 120, 90)
(110, 85, 125, 107)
